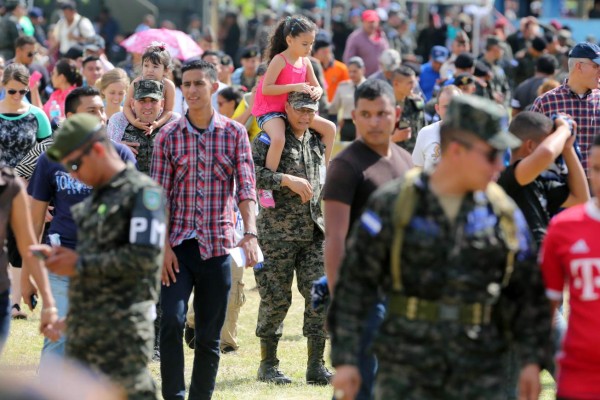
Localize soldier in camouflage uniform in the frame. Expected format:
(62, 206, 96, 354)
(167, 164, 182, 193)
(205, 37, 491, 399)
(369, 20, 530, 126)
(480, 36, 512, 108)
(40, 114, 166, 400)
(391, 66, 426, 153)
(252, 91, 331, 385)
(329, 95, 553, 400)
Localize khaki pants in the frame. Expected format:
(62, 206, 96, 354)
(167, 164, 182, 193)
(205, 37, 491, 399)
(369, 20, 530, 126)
(186, 261, 246, 350)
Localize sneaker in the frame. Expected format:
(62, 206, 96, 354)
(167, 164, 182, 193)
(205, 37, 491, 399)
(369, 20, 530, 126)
(11, 304, 27, 320)
(258, 189, 275, 209)
(221, 345, 237, 354)
(152, 348, 160, 362)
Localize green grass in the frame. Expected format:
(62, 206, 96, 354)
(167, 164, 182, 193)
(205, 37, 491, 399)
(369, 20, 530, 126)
(1, 273, 556, 399)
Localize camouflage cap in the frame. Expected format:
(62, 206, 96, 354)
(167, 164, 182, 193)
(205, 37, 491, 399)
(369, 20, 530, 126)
(47, 114, 104, 161)
(134, 79, 164, 100)
(444, 95, 521, 150)
(287, 91, 318, 111)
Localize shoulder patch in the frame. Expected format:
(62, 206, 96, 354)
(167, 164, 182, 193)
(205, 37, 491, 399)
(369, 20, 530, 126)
(360, 209, 382, 236)
(143, 187, 162, 211)
(258, 133, 271, 145)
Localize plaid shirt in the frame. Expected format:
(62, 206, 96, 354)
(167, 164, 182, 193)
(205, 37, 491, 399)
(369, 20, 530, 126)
(150, 112, 256, 260)
(530, 81, 600, 172)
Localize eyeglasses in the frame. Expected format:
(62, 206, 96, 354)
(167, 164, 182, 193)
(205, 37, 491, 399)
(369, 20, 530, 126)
(63, 138, 102, 172)
(453, 138, 502, 164)
(7, 89, 29, 96)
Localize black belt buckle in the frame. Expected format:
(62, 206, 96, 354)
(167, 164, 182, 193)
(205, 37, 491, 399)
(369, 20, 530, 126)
(438, 303, 460, 321)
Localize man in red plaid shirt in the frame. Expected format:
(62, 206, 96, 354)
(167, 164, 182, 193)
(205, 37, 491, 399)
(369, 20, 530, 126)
(530, 42, 600, 174)
(150, 59, 258, 400)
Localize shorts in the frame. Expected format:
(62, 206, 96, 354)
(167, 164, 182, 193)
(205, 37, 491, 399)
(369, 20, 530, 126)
(256, 112, 286, 131)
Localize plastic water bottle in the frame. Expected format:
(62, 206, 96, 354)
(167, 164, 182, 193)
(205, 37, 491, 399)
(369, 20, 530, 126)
(253, 262, 264, 271)
(49, 100, 61, 121)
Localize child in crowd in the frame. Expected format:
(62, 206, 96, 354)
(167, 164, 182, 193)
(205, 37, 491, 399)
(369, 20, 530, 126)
(252, 15, 335, 208)
(123, 42, 175, 135)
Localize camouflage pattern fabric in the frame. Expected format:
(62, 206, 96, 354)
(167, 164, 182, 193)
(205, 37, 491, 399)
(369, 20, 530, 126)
(397, 96, 426, 153)
(255, 235, 327, 339)
(252, 125, 325, 241)
(121, 124, 159, 174)
(67, 165, 166, 400)
(328, 172, 553, 398)
(252, 123, 327, 340)
(480, 58, 512, 108)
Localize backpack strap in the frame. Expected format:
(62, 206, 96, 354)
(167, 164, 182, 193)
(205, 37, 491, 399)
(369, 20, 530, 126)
(390, 168, 421, 292)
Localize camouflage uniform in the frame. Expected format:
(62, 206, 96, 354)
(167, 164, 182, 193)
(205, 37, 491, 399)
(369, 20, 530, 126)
(252, 92, 330, 384)
(397, 95, 426, 153)
(480, 59, 512, 108)
(252, 125, 326, 340)
(67, 164, 166, 400)
(329, 95, 553, 399)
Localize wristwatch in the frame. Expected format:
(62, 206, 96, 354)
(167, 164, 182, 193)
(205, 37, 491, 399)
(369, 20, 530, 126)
(244, 231, 258, 239)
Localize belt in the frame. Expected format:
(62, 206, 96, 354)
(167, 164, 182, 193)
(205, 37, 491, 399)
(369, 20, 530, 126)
(388, 294, 493, 325)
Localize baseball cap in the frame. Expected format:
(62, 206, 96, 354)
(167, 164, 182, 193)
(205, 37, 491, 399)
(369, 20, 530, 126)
(486, 35, 501, 47)
(64, 45, 83, 60)
(134, 80, 164, 100)
(431, 46, 449, 63)
(28, 7, 43, 19)
(454, 53, 474, 69)
(362, 10, 379, 23)
(313, 37, 332, 52)
(84, 35, 106, 52)
(379, 49, 401, 71)
(454, 73, 474, 86)
(444, 95, 521, 150)
(59, 0, 77, 10)
(568, 42, 600, 65)
(240, 45, 260, 59)
(47, 114, 104, 162)
(288, 92, 318, 111)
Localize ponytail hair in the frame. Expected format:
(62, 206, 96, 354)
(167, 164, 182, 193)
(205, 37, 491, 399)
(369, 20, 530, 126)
(265, 15, 317, 63)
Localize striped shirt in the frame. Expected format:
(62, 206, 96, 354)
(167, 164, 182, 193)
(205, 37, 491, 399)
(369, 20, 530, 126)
(530, 81, 600, 172)
(150, 112, 256, 260)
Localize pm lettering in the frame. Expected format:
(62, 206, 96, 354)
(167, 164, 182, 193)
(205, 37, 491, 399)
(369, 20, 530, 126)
(130, 217, 166, 246)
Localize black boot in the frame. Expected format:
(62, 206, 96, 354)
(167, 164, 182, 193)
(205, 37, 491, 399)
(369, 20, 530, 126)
(306, 337, 333, 385)
(257, 338, 292, 384)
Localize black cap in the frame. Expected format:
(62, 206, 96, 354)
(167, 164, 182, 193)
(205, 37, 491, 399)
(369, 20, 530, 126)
(474, 61, 490, 77)
(454, 73, 474, 86)
(531, 36, 547, 52)
(568, 42, 600, 64)
(486, 35, 501, 47)
(240, 45, 260, 59)
(454, 52, 474, 69)
(64, 45, 83, 60)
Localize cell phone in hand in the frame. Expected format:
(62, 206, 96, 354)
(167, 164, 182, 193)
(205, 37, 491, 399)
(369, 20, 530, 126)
(30, 294, 38, 310)
(31, 249, 48, 260)
(29, 71, 43, 88)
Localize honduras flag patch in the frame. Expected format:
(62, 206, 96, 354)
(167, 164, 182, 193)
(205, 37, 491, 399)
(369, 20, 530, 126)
(258, 133, 271, 145)
(360, 210, 382, 236)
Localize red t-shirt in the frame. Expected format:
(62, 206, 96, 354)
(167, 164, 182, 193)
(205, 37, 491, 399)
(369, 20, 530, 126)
(541, 201, 600, 399)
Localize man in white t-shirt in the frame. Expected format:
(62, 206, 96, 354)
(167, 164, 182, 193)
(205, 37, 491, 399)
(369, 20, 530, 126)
(54, 1, 95, 56)
(412, 85, 461, 171)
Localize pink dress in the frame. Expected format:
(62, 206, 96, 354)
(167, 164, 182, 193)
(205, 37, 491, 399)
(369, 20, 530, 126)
(43, 85, 77, 119)
(252, 54, 307, 117)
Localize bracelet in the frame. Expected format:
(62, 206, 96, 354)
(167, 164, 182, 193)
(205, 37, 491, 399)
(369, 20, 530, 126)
(41, 307, 58, 314)
(243, 231, 258, 239)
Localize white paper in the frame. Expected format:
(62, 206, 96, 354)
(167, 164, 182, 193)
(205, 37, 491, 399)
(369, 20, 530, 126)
(229, 245, 264, 267)
(319, 165, 326, 185)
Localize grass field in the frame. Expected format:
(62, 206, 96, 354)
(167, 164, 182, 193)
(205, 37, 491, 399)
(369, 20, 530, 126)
(1, 272, 556, 399)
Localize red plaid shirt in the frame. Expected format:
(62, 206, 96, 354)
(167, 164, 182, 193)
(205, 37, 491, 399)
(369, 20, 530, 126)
(530, 81, 600, 172)
(150, 112, 256, 260)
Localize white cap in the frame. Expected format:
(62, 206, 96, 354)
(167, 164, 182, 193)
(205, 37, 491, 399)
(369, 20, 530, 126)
(379, 49, 401, 71)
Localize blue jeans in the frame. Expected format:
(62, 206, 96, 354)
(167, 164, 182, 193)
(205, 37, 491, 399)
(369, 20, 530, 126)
(332, 301, 385, 400)
(0, 290, 10, 355)
(39, 273, 69, 369)
(160, 240, 231, 400)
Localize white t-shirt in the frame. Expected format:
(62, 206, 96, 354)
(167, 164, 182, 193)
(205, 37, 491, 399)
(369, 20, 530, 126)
(412, 120, 441, 172)
(54, 14, 96, 54)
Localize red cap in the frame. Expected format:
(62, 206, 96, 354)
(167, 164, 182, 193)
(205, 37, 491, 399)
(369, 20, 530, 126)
(362, 10, 380, 23)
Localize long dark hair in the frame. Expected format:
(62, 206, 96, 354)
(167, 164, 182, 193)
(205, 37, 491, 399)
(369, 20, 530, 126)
(55, 59, 83, 87)
(265, 15, 317, 63)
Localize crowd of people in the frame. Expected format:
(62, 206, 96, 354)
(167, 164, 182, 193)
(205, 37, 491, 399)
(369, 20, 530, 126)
(0, 0, 599, 399)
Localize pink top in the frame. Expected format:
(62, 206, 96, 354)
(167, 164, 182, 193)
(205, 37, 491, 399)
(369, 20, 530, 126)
(43, 85, 77, 119)
(252, 54, 307, 117)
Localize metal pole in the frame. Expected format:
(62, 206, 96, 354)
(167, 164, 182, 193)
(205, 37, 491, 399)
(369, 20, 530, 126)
(324, 0, 332, 33)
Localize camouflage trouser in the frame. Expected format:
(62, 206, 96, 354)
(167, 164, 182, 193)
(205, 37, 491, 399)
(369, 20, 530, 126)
(67, 308, 158, 400)
(186, 261, 247, 350)
(375, 358, 506, 400)
(254, 236, 326, 339)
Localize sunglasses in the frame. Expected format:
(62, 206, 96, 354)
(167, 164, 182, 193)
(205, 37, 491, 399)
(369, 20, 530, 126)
(7, 89, 29, 96)
(453, 138, 501, 164)
(27, 51, 38, 58)
(63, 137, 103, 172)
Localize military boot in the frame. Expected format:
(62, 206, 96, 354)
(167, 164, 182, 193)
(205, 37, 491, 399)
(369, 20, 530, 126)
(306, 337, 333, 385)
(257, 338, 292, 384)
